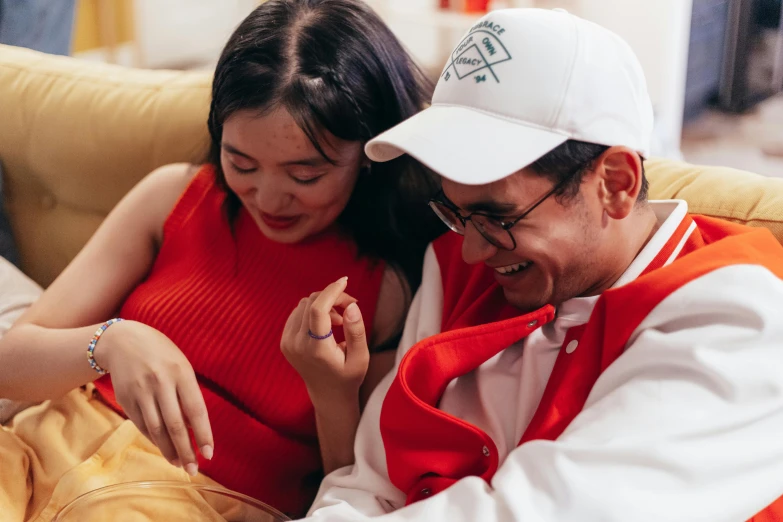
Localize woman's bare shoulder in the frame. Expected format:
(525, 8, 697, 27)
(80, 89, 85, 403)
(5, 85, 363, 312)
(132, 163, 203, 242)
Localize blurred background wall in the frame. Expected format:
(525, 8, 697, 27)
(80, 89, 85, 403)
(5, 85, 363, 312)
(2, 0, 781, 177)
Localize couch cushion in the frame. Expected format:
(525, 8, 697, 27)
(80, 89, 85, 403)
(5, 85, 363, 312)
(646, 158, 783, 245)
(0, 162, 20, 267)
(0, 44, 212, 286)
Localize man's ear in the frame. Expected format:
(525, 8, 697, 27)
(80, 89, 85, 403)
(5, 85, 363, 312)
(593, 146, 644, 219)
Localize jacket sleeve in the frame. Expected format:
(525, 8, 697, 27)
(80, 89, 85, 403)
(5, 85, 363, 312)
(304, 264, 783, 522)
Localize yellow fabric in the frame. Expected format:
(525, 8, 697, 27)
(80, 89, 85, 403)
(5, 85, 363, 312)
(72, 0, 135, 53)
(0, 387, 244, 522)
(0, 44, 782, 287)
(646, 158, 783, 246)
(0, 44, 211, 287)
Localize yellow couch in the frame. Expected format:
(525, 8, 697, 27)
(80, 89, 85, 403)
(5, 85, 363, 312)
(1, 43, 782, 288)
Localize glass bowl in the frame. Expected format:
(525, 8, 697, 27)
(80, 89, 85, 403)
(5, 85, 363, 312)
(52, 481, 291, 522)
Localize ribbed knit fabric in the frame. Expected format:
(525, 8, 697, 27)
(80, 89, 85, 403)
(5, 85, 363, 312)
(93, 165, 385, 518)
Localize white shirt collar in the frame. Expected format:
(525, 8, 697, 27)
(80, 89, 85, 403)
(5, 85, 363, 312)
(553, 200, 691, 327)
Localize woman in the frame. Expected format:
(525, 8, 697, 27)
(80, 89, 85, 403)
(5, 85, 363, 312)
(0, 0, 443, 519)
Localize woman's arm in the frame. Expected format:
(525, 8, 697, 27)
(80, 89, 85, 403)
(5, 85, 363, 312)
(0, 164, 214, 475)
(362, 267, 409, 406)
(0, 164, 192, 400)
(281, 268, 410, 475)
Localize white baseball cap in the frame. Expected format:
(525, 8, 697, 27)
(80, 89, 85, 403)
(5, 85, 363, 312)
(365, 8, 654, 185)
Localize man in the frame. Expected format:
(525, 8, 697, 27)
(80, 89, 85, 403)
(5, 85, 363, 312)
(300, 8, 783, 521)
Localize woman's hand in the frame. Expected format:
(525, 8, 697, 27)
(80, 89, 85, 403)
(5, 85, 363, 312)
(281, 277, 370, 409)
(98, 320, 213, 476)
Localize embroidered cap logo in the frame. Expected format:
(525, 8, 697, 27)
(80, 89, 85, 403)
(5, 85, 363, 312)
(443, 27, 512, 84)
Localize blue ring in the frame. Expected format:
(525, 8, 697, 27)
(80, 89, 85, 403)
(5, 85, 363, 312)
(308, 329, 333, 340)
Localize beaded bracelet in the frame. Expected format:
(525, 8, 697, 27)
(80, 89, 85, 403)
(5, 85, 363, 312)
(87, 318, 124, 375)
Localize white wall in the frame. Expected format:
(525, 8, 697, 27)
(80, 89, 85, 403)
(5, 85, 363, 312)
(133, 0, 258, 69)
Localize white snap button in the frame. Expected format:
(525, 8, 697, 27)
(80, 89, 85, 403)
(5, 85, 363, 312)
(421, 488, 432, 496)
(482, 445, 490, 457)
(565, 340, 578, 353)
(527, 320, 538, 328)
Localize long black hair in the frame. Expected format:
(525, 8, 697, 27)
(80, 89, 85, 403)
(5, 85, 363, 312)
(207, 0, 445, 293)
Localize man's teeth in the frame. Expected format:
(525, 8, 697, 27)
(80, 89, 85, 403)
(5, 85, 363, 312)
(495, 261, 531, 274)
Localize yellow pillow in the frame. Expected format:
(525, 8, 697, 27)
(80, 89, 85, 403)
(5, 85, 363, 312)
(646, 158, 783, 245)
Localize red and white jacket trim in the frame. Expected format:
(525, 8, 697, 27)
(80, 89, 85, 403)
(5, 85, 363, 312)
(304, 201, 783, 522)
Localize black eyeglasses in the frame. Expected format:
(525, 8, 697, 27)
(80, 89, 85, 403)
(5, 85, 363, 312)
(428, 172, 576, 251)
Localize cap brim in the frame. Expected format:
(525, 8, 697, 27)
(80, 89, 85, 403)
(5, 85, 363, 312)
(366, 105, 568, 185)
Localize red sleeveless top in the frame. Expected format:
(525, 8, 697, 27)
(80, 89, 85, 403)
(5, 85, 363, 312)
(94, 165, 385, 517)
